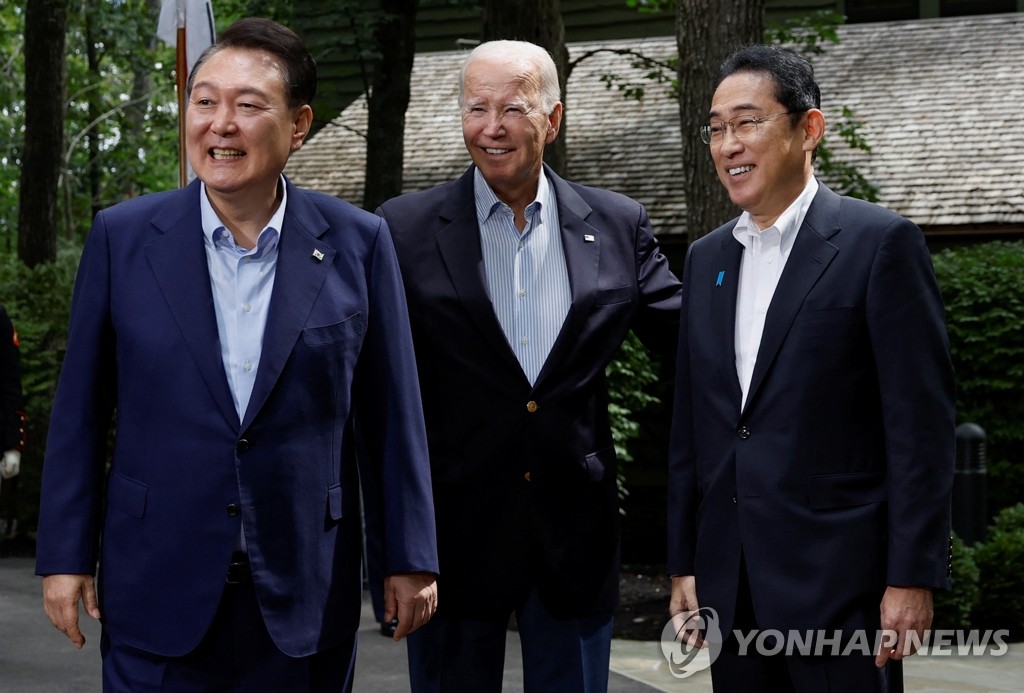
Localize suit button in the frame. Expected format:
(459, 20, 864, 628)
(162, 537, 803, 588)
(236, 438, 250, 453)
(524, 472, 531, 482)
(732, 496, 738, 504)
(737, 426, 751, 439)
(226, 503, 240, 517)
(526, 400, 538, 413)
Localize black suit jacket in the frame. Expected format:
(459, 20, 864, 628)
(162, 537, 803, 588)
(667, 182, 955, 634)
(378, 165, 681, 619)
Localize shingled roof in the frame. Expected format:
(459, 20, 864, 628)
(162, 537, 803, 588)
(286, 13, 1024, 237)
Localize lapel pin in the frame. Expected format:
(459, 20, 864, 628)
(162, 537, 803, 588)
(584, 234, 595, 243)
(312, 248, 325, 263)
(716, 270, 725, 287)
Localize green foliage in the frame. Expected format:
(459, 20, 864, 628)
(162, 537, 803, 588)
(0, 1, 26, 253)
(0, 244, 80, 533)
(932, 533, 980, 630)
(971, 503, 1024, 635)
(607, 331, 660, 512)
(932, 241, 1024, 515)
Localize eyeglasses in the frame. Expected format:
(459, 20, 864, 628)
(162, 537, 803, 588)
(699, 112, 795, 145)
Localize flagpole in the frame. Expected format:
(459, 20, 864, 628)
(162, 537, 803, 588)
(176, 25, 188, 188)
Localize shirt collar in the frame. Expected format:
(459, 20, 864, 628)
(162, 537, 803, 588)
(732, 176, 819, 251)
(473, 167, 550, 226)
(201, 175, 288, 249)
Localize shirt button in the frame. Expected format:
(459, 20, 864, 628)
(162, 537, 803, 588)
(520, 337, 529, 345)
(226, 503, 240, 517)
(518, 290, 526, 298)
(518, 241, 525, 249)
(243, 361, 253, 372)
(242, 303, 251, 312)
(737, 426, 751, 439)
(526, 400, 538, 413)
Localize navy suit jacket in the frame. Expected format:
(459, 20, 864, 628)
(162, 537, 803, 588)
(667, 182, 955, 634)
(377, 165, 681, 620)
(36, 179, 438, 657)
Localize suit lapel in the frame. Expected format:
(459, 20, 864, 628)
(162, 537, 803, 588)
(710, 230, 745, 413)
(435, 169, 524, 376)
(743, 184, 841, 414)
(145, 181, 240, 429)
(242, 182, 334, 431)
(535, 170, 599, 386)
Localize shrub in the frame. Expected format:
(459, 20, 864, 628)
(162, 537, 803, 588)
(932, 241, 1024, 517)
(0, 244, 80, 539)
(971, 503, 1024, 637)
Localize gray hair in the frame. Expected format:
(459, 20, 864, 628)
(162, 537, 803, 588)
(458, 40, 561, 114)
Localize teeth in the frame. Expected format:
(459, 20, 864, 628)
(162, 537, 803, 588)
(212, 148, 244, 159)
(485, 148, 510, 155)
(729, 165, 753, 176)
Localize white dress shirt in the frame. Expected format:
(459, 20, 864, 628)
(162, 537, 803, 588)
(734, 176, 818, 409)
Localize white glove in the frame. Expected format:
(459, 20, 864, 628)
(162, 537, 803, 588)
(1, 450, 20, 479)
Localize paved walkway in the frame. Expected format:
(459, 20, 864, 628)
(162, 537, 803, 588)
(2, 557, 1019, 691)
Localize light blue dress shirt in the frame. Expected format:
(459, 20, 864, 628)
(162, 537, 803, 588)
(474, 168, 571, 386)
(201, 179, 287, 420)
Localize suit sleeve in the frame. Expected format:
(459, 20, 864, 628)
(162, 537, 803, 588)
(630, 204, 682, 356)
(867, 216, 955, 589)
(0, 305, 25, 451)
(35, 214, 118, 576)
(666, 244, 696, 577)
(352, 217, 439, 576)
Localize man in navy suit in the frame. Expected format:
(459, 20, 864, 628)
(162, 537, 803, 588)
(36, 18, 437, 691)
(377, 40, 681, 693)
(667, 44, 955, 692)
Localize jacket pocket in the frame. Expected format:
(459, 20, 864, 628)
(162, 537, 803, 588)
(583, 446, 617, 482)
(808, 471, 885, 510)
(107, 470, 148, 518)
(327, 478, 358, 521)
(594, 285, 633, 306)
(302, 313, 364, 347)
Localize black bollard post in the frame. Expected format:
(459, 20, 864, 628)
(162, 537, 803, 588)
(952, 423, 987, 545)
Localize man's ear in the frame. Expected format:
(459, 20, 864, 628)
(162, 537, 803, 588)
(546, 102, 564, 144)
(803, 108, 826, 152)
(291, 104, 314, 151)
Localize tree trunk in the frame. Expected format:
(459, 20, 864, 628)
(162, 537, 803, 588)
(19, 0, 69, 267)
(676, 0, 762, 244)
(482, 0, 568, 177)
(362, 0, 418, 211)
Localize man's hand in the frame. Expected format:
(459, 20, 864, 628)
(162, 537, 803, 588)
(383, 573, 438, 641)
(0, 449, 19, 479)
(42, 574, 101, 649)
(875, 585, 933, 668)
(669, 574, 704, 648)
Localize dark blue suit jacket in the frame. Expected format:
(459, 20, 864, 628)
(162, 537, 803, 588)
(377, 165, 681, 620)
(36, 179, 438, 657)
(667, 182, 955, 635)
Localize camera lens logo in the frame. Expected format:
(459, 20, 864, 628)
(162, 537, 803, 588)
(659, 607, 723, 679)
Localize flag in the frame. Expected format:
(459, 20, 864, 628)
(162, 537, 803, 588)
(157, 0, 216, 79)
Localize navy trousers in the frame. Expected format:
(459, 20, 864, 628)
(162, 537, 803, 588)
(100, 579, 356, 692)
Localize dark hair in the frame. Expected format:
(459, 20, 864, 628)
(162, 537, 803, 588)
(186, 17, 317, 109)
(714, 44, 820, 127)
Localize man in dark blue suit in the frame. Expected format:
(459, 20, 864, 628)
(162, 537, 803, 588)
(667, 44, 955, 692)
(377, 40, 681, 693)
(35, 18, 437, 691)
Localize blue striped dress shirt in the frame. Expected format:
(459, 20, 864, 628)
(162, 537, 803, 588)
(474, 168, 571, 385)
(201, 179, 287, 420)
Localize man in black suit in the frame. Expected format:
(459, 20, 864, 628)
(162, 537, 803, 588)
(667, 44, 955, 692)
(378, 39, 681, 693)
